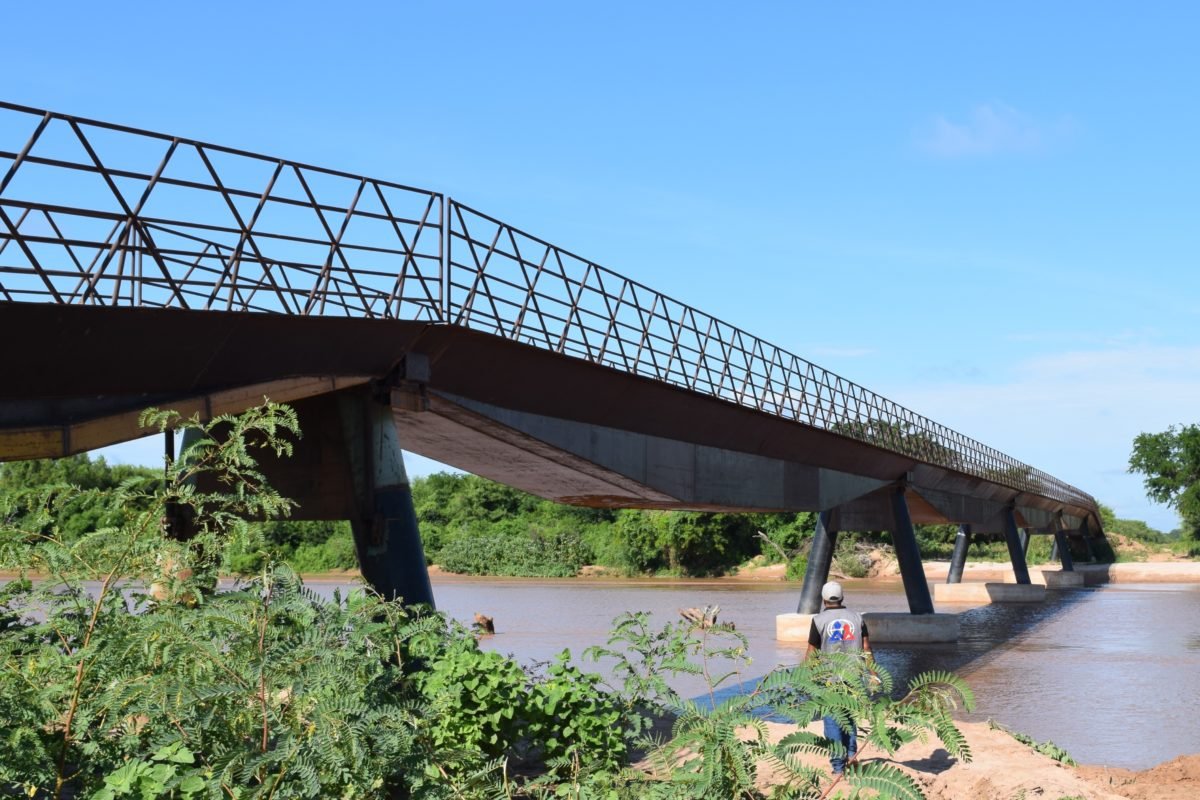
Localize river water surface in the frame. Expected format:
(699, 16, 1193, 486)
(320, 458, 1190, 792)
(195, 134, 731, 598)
(304, 576, 1200, 771)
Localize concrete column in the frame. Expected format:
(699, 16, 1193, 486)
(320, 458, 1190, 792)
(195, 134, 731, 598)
(1019, 528, 1031, 557)
(891, 487, 934, 614)
(1079, 518, 1097, 562)
(1049, 535, 1059, 562)
(339, 392, 435, 608)
(947, 524, 971, 584)
(797, 510, 837, 614)
(1054, 531, 1075, 571)
(1003, 507, 1032, 584)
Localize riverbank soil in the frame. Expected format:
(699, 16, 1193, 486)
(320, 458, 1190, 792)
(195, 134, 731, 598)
(727, 551, 1200, 584)
(1077, 755, 1200, 800)
(752, 720, 1200, 800)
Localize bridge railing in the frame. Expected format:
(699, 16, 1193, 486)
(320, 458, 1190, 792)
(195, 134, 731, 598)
(445, 202, 1094, 509)
(0, 101, 1095, 510)
(0, 102, 445, 320)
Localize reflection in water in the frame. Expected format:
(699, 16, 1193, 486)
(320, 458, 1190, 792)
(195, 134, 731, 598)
(313, 576, 1200, 771)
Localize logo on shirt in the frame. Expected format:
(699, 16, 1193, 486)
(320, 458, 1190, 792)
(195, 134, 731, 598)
(828, 619, 857, 643)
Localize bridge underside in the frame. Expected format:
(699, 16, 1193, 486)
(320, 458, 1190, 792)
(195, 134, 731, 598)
(1, 302, 1099, 537)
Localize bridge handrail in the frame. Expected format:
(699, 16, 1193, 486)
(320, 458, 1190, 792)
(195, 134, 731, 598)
(0, 101, 1096, 510)
(444, 201, 1094, 509)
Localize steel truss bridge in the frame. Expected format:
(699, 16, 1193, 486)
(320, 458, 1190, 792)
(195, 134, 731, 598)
(0, 101, 1104, 610)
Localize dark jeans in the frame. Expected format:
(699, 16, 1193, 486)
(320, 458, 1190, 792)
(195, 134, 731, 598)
(823, 715, 857, 773)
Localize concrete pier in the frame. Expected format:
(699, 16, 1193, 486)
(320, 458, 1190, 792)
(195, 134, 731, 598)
(1042, 570, 1085, 588)
(1003, 568, 1085, 588)
(933, 582, 1046, 604)
(776, 612, 815, 643)
(863, 612, 959, 643)
(776, 611, 960, 643)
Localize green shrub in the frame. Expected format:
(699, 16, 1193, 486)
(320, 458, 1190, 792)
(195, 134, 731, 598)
(417, 635, 532, 757)
(588, 611, 975, 799)
(437, 529, 591, 577)
(417, 637, 626, 771)
(525, 652, 626, 768)
(287, 527, 358, 572)
(606, 510, 759, 576)
(988, 720, 1077, 766)
(0, 404, 456, 799)
(835, 551, 870, 578)
(785, 555, 808, 581)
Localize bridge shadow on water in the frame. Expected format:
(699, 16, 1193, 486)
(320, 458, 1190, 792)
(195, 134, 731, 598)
(704, 586, 1100, 711)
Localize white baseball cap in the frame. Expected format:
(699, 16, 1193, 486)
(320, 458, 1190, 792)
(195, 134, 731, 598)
(821, 581, 844, 603)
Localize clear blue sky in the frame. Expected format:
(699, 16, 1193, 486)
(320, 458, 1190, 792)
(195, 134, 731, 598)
(10, 2, 1199, 530)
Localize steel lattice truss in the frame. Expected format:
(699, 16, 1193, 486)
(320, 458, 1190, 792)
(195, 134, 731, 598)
(0, 101, 1095, 510)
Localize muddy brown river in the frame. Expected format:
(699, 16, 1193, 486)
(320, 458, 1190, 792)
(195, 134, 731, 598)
(310, 576, 1200, 771)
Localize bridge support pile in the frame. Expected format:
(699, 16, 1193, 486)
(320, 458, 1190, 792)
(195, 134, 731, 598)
(338, 391, 435, 608)
(935, 511, 1086, 603)
(777, 488, 958, 644)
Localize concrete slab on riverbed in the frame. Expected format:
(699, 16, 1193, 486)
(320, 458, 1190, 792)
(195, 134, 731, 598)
(775, 613, 815, 644)
(934, 582, 1046, 604)
(1075, 562, 1200, 584)
(776, 612, 959, 643)
(1002, 569, 1085, 588)
(863, 612, 959, 642)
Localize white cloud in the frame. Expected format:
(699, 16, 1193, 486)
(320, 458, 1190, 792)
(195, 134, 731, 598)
(916, 103, 1073, 158)
(891, 345, 1200, 530)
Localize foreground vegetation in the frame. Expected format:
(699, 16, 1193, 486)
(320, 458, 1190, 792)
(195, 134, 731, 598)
(0, 404, 975, 799)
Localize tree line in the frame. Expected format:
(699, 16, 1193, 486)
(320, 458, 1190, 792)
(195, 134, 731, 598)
(9, 447, 1186, 578)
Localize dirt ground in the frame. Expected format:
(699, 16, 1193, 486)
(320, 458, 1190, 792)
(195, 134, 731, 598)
(727, 552, 1200, 584)
(755, 719, 1200, 800)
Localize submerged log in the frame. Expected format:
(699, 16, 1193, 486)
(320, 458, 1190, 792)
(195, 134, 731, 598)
(679, 604, 728, 629)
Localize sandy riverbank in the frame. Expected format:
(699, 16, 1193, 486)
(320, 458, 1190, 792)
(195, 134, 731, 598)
(749, 719, 1200, 800)
(723, 557, 1200, 584)
(921, 560, 1200, 583)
